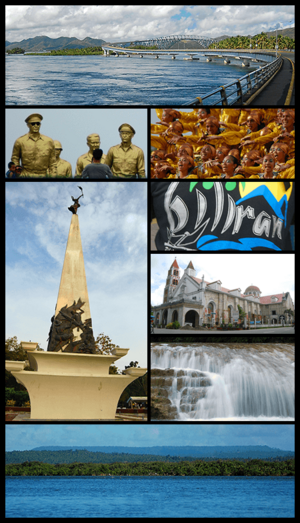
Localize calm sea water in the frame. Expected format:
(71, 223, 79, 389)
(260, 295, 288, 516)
(5, 476, 294, 518)
(5, 55, 257, 106)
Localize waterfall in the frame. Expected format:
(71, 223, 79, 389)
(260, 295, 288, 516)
(151, 344, 294, 421)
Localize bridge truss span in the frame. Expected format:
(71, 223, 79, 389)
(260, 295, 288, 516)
(105, 34, 216, 49)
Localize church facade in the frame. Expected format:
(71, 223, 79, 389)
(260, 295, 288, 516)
(153, 259, 294, 327)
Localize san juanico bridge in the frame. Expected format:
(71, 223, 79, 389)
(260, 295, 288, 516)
(102, 34, 280, 67)
(5, 30, 294, 106)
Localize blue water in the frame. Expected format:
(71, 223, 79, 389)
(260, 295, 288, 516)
(5, 476, 294, 518)
(5, 55, 257, 106)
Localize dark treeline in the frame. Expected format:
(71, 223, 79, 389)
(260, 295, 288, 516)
(6, 449, 293, 465)
(151, 336, 294, 343)
(6, 459, 295, 477)
(25, 47, 104, 55)
(6, 450, 192, 465)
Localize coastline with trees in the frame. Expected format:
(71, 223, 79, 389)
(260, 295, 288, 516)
(209, 33, 294, 50)
(5, 458, 295, 477)
(6, 32, 294, 56)
(7, 47, 105, 56)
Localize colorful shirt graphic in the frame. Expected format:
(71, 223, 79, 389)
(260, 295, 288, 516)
(151, 181, 294, 251)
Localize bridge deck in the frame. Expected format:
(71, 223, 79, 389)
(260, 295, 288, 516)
(244, 54, 294, 105)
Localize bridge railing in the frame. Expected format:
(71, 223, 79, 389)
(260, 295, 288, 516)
(183, 56, 283, 106)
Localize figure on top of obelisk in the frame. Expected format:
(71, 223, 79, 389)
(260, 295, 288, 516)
(47, 187, 96, 354)
(68, 186, 84, 214)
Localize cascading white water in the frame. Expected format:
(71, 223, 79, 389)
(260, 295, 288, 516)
(151, 344, 294, 421)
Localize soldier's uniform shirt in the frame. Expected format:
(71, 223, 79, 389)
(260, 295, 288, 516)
(56, 158, 72, 177)
(11, 133, 57, 177)
(104, 143, 145, 178)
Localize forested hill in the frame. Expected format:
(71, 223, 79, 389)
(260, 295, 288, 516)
(5, 36, 106, 52)
(33, 445, 294, 459)
(6, 446, 294, 465)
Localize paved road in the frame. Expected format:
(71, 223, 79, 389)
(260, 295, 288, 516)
(152, 326, 294, 335)
(248, 52, 295, 105)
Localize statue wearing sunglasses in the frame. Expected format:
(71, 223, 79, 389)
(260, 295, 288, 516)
(11, 113, 57, 177)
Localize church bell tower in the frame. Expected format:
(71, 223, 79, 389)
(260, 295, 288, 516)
(163, 258, 180, 303)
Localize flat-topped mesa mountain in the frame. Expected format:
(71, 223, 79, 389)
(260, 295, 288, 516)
(4, 445, 293, 463)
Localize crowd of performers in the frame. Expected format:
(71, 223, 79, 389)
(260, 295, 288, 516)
(151, 108, 295, 180)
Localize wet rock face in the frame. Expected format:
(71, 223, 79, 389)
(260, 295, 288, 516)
(151, 368, 212, 420)
(151, 370, 177, 420)
(150, 393, 178, 420)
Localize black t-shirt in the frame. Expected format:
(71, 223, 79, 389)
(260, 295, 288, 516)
(151, 180, 294, 251)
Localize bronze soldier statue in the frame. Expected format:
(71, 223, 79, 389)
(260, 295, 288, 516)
(11, 113, 57, 177)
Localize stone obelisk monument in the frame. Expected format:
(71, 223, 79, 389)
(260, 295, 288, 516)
(55, 200, 91, 323)
(47, 187, 96, 354)
(6, 187, 147, 419)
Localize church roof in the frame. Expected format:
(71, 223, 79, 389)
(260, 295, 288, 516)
(192, 276, 230, 294)
(187, 261, 195, 269)
(245, 285, 261, 293)
(188, 277, 289, 305)
(172, 258, 179, 269)
(259, 293, 286, 304)
(191, 276, 261, 299)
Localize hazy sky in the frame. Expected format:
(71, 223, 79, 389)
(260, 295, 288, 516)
(5, 423, 294, 452)
(5, 108, 147, 176)
(151, 253, 295, 306)
(6, 5, 294, 43)
(6, 181, 147, 369)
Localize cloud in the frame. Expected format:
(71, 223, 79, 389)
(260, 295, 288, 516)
(6, 5, 294, 42)
(151, 253, 295, 306)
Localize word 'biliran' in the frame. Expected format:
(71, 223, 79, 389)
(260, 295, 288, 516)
(164, 182, 287, 251)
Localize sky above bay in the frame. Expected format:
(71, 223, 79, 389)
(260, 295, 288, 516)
(5, 423, 294, 451)
(6, 5, 294, 43)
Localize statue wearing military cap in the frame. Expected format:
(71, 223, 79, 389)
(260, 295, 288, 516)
(104, 123, 145, 178)
(11, 113, 57, 177)
(52, 140, 72, 177)
(75, 133, 107, 177)
(118, 123, 136, 134)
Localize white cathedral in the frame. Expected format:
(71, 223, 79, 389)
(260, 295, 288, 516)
(153, 259, 294, 328)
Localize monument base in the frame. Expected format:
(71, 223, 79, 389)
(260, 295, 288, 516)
(6, 349, 147, 420)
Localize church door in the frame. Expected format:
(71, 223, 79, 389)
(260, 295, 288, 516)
(185, 310, 199, 327)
